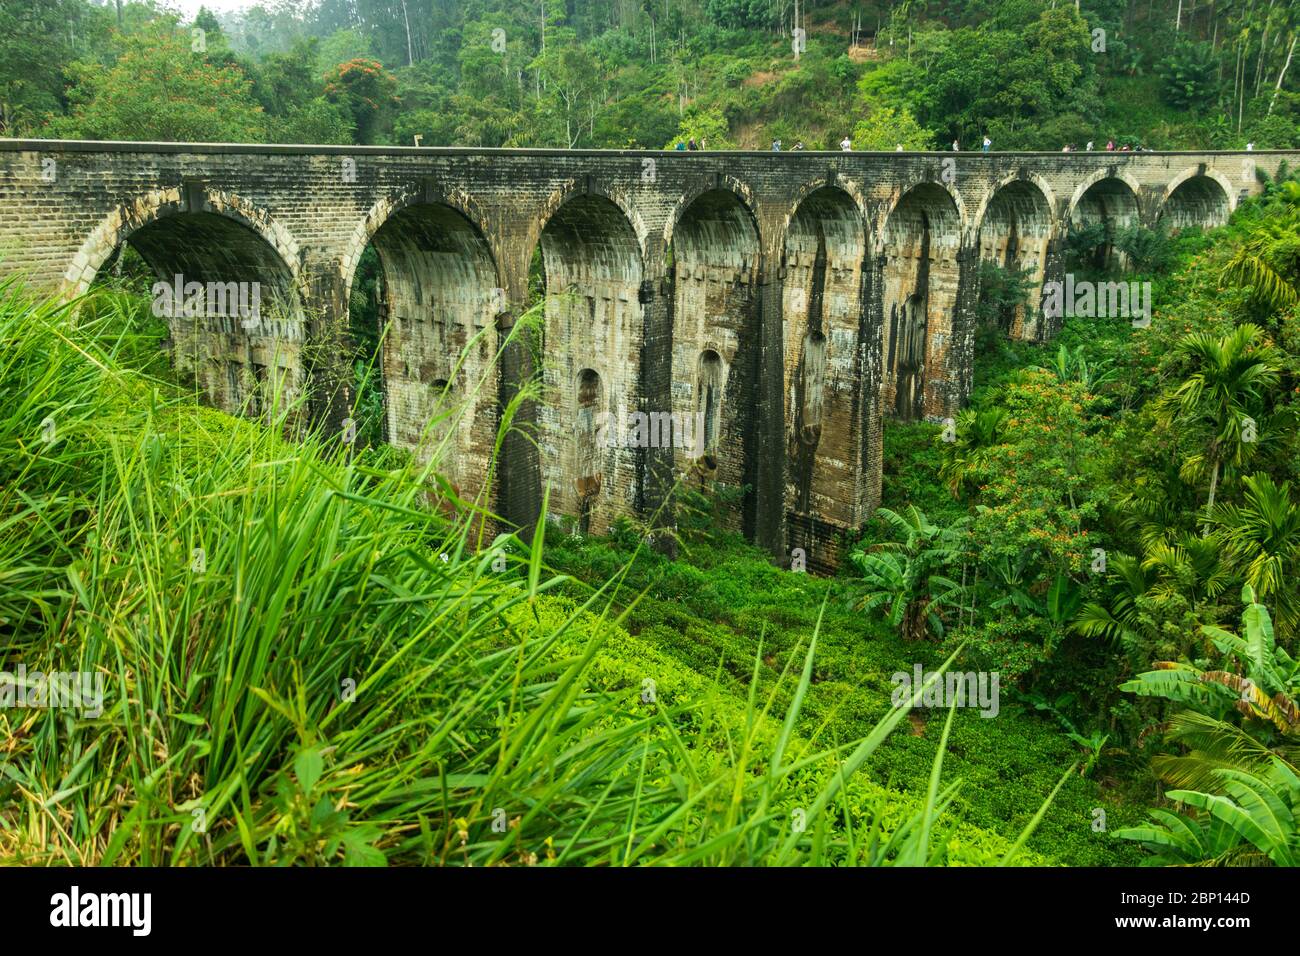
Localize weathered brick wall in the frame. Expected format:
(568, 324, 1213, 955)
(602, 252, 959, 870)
(169, 316, 306, 427)
(975, 176, 1054, 340)
(367, 201, 499, 503)
(668, 185, 762, 537)
(782, 183, 871, 564)
(880, 181, 965, 423)
(537, 194, 644, 536)
(1, 140, 1293, 568)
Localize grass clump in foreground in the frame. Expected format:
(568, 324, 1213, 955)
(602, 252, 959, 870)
(0, 279, 1066, 865)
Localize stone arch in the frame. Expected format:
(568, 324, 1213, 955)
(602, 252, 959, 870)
(1158, 168, 1233, 231)
(67, 187, 306, 424)
(874, 178, 968, 257)
(668, 185, 762, 535)
(781, 183, 871, 551)
(879, 182, 964, 423)
(1064, 168, 1145, 224)
(973, 177, 1055, 340)
(64, 187, 302, 298)
(662, 175, 759, 250)
(778, 175, 870, 235)
(1066, 172, 1142, 270)
(340, 186, 500, 305)
(968, 172, 1059, 243)
(531, 179, 651, 281)
(535, 193, 645, 536)
(351, 195, 501, 503)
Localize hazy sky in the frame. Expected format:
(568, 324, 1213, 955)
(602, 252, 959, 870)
(157, 0, 261, 19)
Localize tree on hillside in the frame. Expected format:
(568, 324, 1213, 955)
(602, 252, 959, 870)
(324, 57, 398, 144)
(1212, 475, 1300, 638)
(45, 23, 266, 143)
(667, 106, 735, 149)
(0, 0, 82, 135)
(316, 28, 375, 80)
(531, 29, 603, 147)
(918, 5, 1098, 146)
(704, 0, 783, 30)
(852, 105, 935, 150)
(1158, 324, 1284, 528)
(194, 5, 223, 43)
(1156, 39, 1219, 110)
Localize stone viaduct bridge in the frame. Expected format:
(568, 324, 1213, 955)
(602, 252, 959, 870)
(1, 140, 1292, 566)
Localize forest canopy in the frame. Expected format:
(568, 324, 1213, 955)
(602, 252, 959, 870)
(2, 0, 1297, 150)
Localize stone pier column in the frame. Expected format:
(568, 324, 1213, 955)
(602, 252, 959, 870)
(753, 260, 785, 558)
(639, 243, 677, 554)
(302, 263, 355, 438)
(1038, 233, 1068, 341)
(495, 299, 542, 541)
(856, 252, 886, 523)
(947, 244, 981, 417)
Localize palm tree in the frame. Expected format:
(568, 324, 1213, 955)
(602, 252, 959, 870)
(1211, 474, 1300, 637)
(1074, 552, 1159, 667)
(1140, 533, 1234, 610)
(1157, 324, 1283, 529)
(937, 407, 1005, 498)
(850, 506, 969, 641)
(1222, 215, 1300, 313)
(1115, 468, 1200, 551)
(1221, 180, 1300, 313)
(1078, 537, 1237, 669)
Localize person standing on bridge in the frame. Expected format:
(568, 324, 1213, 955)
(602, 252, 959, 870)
(1086, 140, 1094, 151)
(840, 136, 852, 151)
(982, 135, 991, 153)
(688, 138, 699, 150)
(951, 138, 959, 151)
(1105, 139, 1115, 151)
(772, 139, 782, 151)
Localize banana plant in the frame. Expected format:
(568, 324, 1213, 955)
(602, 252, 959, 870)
(1035, 343, 1118, 393)
(1120, 585, 1300, 734)
(1117, 759, 1300, 866)
(850, 507, 970, 641)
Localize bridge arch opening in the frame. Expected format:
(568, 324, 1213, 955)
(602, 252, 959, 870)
(696, 349, 724, 470)
(574, 368, 605, 535)
(881, 183, 962, 423)
(1068, 177, 1140, 271)
(668, 188, 761, 535)
(1159, 174, 1230, 232)
(89, 208, 304, 427)
(975, 179, 1053, 341)
(782, 185, 870, 556)
(353, 202, 499, 504)
(536, 194, 644, 535)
